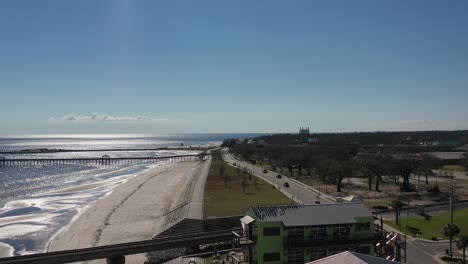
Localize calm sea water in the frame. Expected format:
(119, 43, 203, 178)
(0, 134, 261, 257)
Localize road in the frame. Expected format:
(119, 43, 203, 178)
(221, 148, 454, 264)
(406, 239, 450, 264)
(221, 149, 334, 204)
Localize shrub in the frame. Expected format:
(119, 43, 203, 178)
(440, 256, 461, 262)
(391, 200, 405, 210)
(400, 184, 417, 192)
(372, 205, 388, 210)
(427, 185, 440, 193)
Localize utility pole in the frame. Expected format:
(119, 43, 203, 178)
(449, 185, 455, 258)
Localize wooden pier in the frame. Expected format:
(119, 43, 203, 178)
(0, 154, 208, 167)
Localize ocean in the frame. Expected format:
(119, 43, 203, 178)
(0, 134, 260, 257)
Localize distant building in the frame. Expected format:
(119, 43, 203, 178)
(244, 203, 377, 263)
(430, 140, 464, 147)
(425, 152, 467, 165)
(299, 127, 310, 143)
(453, 144, 468, 151)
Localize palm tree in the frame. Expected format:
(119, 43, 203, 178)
(457, 235, 468, 264)
(444, 224, 461, 238)
(444, 224, 461, 258)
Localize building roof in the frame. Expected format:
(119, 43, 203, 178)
(425, 152, 466, 160)
(453, 144, 468, 151)
(249, 202, 372, 227)
(306, 251, 401, 264)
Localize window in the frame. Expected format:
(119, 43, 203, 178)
(332, 224, 350, 240)
(288, 250, 304, 264)
(310, 225, 326, 240)
(356, 222, 371, 231)
(356, 245, 371, 254)
(264, 252, 280, 262)
(307, 248, 326, 261)
(264, 227, 280, 236)
(287, 226, 304, 241)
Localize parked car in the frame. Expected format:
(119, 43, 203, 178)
(262, 169, 268, 173)
(233, 162, 236, 166)
(283, 182, 289, 187)
(276, 174, 282, 179)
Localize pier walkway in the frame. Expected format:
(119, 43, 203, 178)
(0, 154, 208, 167)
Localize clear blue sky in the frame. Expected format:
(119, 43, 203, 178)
(1, 0, 467, 134)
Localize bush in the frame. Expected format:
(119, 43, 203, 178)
(431, 237, 438, 241)
(427, 185, 440, 193)
(391, 200, 405, 210)
(400, 184, 417, 192)
(372, 205, 388, 210)
(440, 256, 461, 262)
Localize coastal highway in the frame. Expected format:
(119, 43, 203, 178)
(220, 148, 335, 204)
(221, 148, 450, 264)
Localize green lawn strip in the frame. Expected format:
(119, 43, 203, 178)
(386, 209, 468, 240)
(443, 165, 466, 172)
(204, 159, 294, 218)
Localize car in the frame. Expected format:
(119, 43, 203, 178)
(276, 174, 282, 179)
(233, 162, 236, 166)
(283, 182, 289, 187)
(262, 169, 268, 173)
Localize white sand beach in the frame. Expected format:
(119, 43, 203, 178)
(48, 159, 210, 264)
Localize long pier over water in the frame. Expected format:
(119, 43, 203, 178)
(0, 154, 208, 167)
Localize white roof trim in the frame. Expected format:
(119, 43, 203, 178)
(240, 215, 255, 225)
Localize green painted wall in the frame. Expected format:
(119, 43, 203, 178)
(255, 221, 285, 264)
(247, 208, 376, 263)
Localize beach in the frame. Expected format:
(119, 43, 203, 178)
(48, 159, 211, 264)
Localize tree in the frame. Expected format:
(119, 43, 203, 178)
(316, 158, 333, 182)
(305, 156, 317, 176)
(391, 200, 404, 226)
(221, 138, 238, 150)
(334, 159, 359, 192)
(444, 224, 461, 239)
(218, 162, 229, 188)
(318, 158, 358, 192)
(358, 154, 393, 192)
(357, 158, 374, 191)
(394, 156, 421, 188)
(419, 154, 441, 185)
(283, 156, 295, 176)
(457, 235, 468, 264)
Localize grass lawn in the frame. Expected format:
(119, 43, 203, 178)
(443, 165, 466, 172)
(386, 209, 468, 240)
(204, 159, 294, 218)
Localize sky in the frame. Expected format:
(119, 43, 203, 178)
(1, 0, 468, 134)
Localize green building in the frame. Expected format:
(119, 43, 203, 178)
(244, 202, 376, 264)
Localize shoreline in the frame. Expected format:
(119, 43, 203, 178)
(48, 160, 208, 264)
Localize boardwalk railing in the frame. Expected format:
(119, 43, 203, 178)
(0, 228, 238, 264)
(0, 154, 209, 167)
